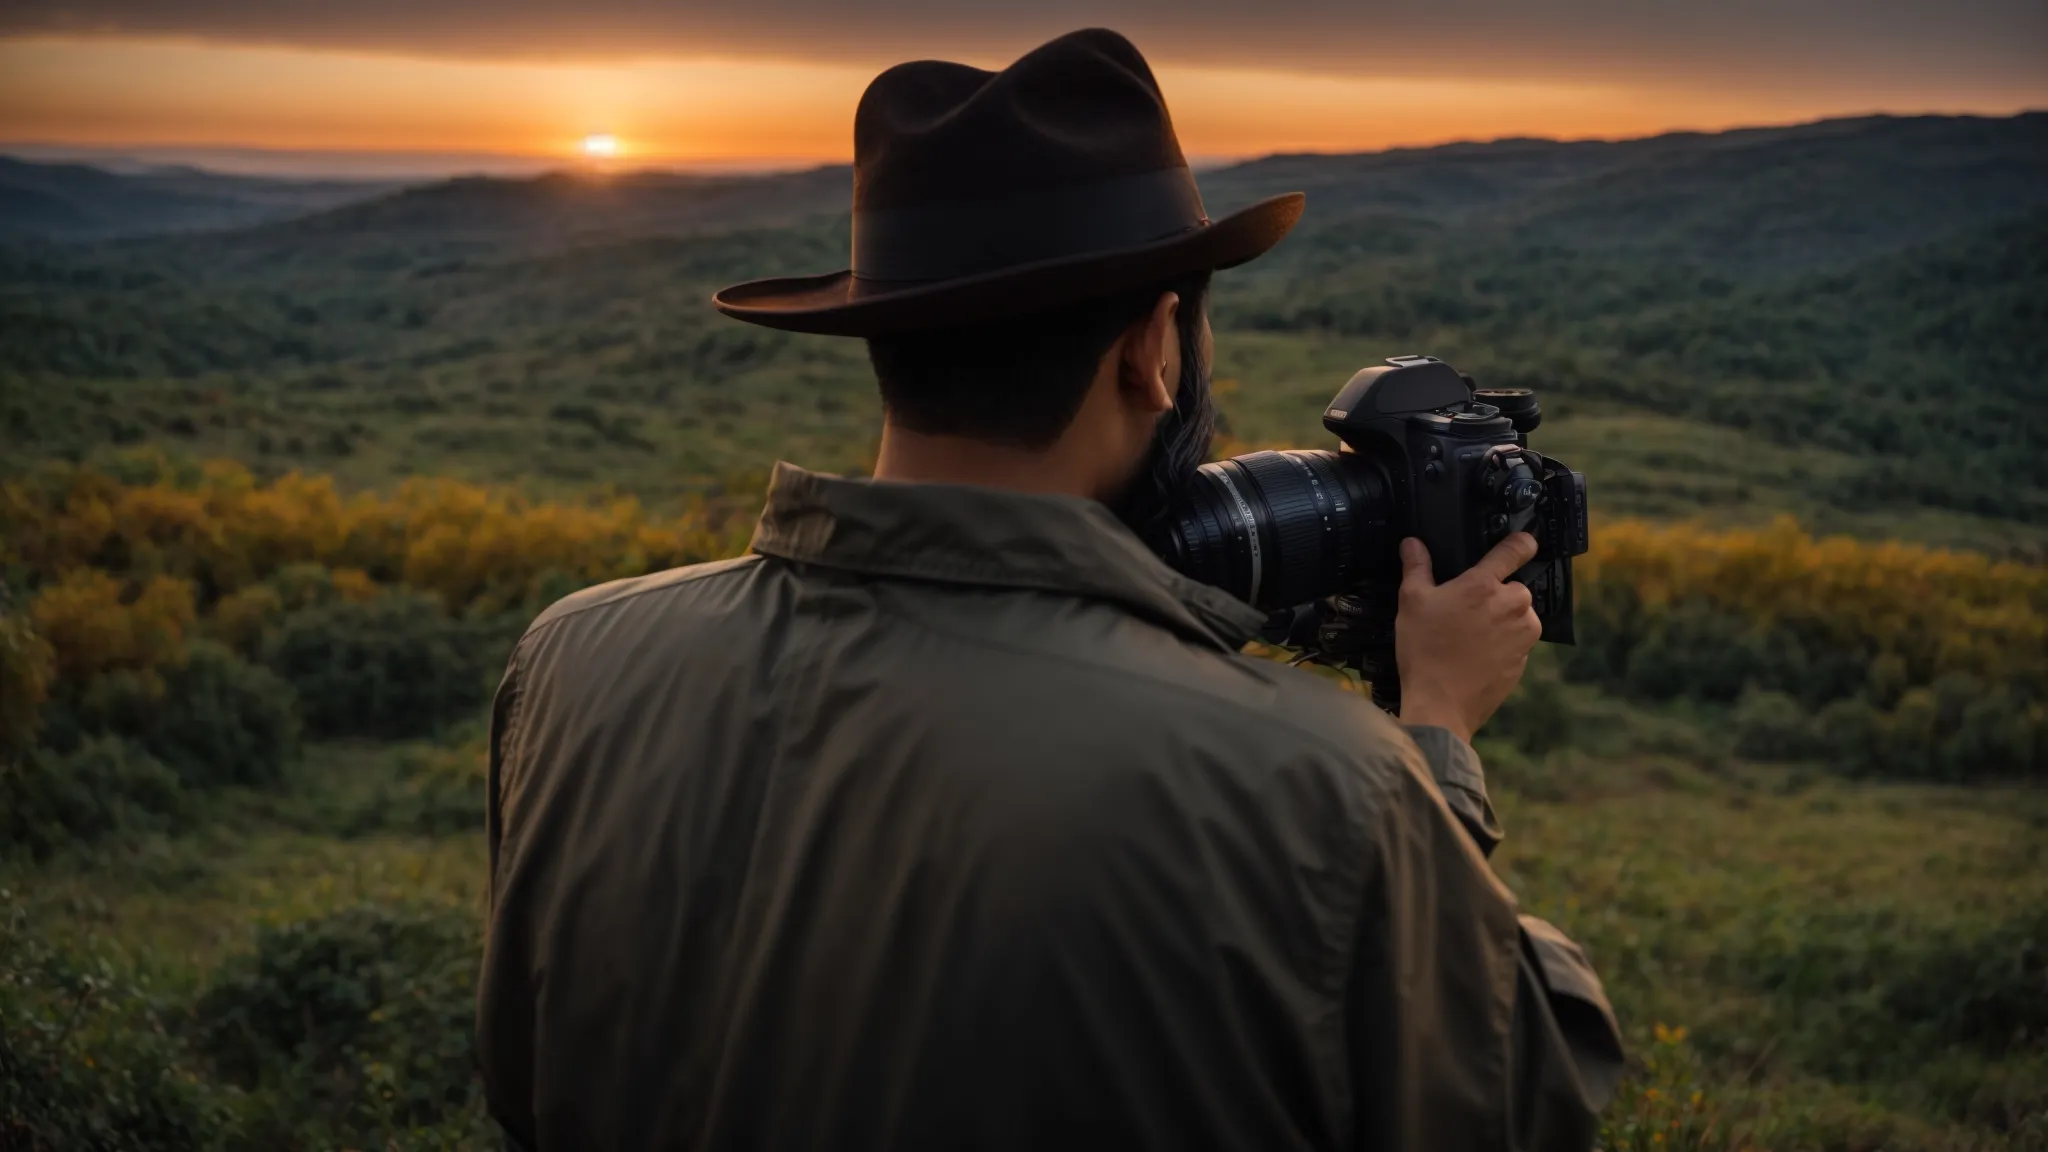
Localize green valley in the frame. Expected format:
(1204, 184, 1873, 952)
(3, 113, 2044, 1151)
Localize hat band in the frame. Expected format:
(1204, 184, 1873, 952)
(851, 168, 1209, 283)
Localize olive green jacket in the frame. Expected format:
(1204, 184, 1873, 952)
(479, 463, 1623, 1151)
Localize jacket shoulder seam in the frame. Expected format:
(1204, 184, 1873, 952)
(519, 554, 764, 646)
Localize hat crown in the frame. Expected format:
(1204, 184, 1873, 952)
(847, 29, 1208, 282)
(854, 29, 1191, 212)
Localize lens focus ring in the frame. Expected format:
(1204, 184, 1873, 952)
(1236, 451, 1331, 608)
(1163, 450, 1390, 612)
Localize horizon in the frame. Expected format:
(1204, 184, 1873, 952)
(3, 3, 2044, 177)
(6, 108, 2042, 183)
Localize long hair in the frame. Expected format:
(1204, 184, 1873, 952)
(1110, 276, 1215, 537)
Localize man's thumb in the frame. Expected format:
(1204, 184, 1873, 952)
(1399, 537, 1434, 588)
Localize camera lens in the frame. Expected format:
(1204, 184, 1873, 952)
(1154, 450, 1392, 611)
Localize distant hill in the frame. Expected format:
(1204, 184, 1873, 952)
(1497, 113, 2048, 274)
(9, 112, 2040, 260)
(2, 112, 2043, 542)
(1206, 113, 2048, 279)
(278, 165, 852, 245)
(0, 156, 401, 241)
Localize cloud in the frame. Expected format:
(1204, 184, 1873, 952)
(6, 0, 2045, 96)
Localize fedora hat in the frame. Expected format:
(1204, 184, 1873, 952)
(713, 28, 1304, 337)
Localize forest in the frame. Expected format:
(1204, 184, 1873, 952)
(1, 113, 2045, 1150)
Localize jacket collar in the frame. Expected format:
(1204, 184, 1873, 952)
(749, 462, 1267, 652)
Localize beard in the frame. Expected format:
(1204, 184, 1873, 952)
(1107, 321, 1216, 540)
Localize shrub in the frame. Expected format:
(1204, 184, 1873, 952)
(264, 562, 378, 613)
(1598, 1024, 1730, 1152)
(208, 564, 379, 658)
(0, 738, 183, 860)
(0, 589, 53, 756)
(1877, 907, 2048, 1060)
(49, 641, 301, 791)
(191, 902, 482, 1134)
(261, 591, 495, 740)
(362, 741, 488, 837)
(1485, 670, 1577, 756)
(15, 572, 299, 795)
(27, 571, 194, 686)
(205, 584, 284, 657)
(148, 641, 301, 789)
(1559, 580, 1641, 687)
(1615, 599, 1762, 703)
(1731, 688, 1824, 762)
(1, 457, 739, 618)
(1812, 696, 1885, 775)
(1925, 676, 2039, 780)
(1740, 905, 2048, 1088)
(1731, 681, 2044, 780)
(1580, 517, 2048, 700)
(0, 893, 228, 1150)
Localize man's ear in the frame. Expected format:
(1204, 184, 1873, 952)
(1117, 291, 1180, 416)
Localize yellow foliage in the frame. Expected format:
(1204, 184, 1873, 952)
(210, 584, 286, 655)
(4, 459, 2041, 706)
(1600, 1022, 1730, 1151)
(2, 459, 741, 618)
(330, 568, 380, 603)
(1581, 515, 2048, 690)
(0, 604, 55, 754)
(27, 571, 197, 685)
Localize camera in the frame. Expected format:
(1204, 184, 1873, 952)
(1152, 355, 1589, 708)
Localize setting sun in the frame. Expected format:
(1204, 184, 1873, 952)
(580, 133, 619, 158)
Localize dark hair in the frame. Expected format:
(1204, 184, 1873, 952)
(866, 272, 1212, 449)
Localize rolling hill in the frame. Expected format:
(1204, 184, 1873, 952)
(269, 165, 852, 246)
(2, 113, 2043, 550)
(0, 156, 402, 242)
(8, 116, 2047, 1152)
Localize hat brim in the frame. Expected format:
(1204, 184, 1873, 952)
(712, 192, 1303, 337)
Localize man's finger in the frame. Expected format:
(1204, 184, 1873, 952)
(1471, 532, 1539, 582)
(1399, 537, 1434, 589)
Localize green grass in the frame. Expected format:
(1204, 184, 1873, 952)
(12, 324, 2040, 558)
(7, 743, 487, 976)
(6, 676, 2043, 1150)
(1496, 758, 2046, 1146)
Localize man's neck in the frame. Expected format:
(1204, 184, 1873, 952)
(871, 422, 1101, 500)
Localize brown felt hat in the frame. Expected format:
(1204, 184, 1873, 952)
(713, 28, 1304, 337)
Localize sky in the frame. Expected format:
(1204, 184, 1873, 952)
(2, 1, 2043, 176)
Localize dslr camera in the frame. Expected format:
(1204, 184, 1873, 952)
(1152, 355, 1589, 708)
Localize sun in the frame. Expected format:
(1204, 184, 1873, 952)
(580, 134, 620, 159)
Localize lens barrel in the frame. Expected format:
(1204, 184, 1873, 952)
(1156, 450, 1392, 611)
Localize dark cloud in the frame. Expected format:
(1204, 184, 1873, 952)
(5, 1, 2044, 96)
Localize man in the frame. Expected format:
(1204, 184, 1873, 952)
(479, 27, 1623, 1151)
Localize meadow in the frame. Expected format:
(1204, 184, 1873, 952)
(2, 112, 2045, 1150)
(2, 456, 2042, 1149)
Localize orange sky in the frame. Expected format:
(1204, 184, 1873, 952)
(2, 22, 2043, 171)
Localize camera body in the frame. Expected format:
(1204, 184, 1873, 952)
(1153, 354, 1588, 708)
(1321, 355, 1587, 644)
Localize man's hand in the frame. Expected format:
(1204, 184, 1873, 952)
(1393, 533, 1542, 745)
